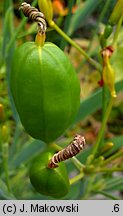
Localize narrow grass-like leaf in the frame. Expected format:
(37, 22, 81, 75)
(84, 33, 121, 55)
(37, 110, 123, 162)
(93, 190, 119, 200)
(3, 0, 12, 14)
(2, 6, 19, 122)
(0, 179, 15, 200)
(60, 0, 75, 49)
(74, 80, 123, 124)
(67, 0, 102, 36)
(10, 139, 46, 168)
(104, 177, 123, 191)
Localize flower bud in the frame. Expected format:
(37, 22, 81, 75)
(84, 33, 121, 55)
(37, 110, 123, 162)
(0, 104, 5, 122)
(109, 0, 123, 25)
(101, 142, 114, 154)
(104, 24, 113, 39)
(93, 156, 105, 166)
(38, 0, 53, 23)
(103, 55, 117, 98)
(1, 125, 9, 143)
(86, 154, 94, 165)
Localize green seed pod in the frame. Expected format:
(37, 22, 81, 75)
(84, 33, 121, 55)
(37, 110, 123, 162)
(29, 151, 70, 198)
(10, 42, 80, 143)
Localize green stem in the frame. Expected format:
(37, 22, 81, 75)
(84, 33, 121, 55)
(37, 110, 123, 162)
(70, 172, 84, 185)
(49, 21, 102, 72)
(112, 15, 123, 47)
(100, 85, 108, 148)
(49, 143, 62, 151)
(102, 150, 123, 166)
(2, 142, 11, 193)
(102, 85, 108, 118)
(98, 167, 123, 173)
(92, 96, 114, 156)
(71, 157, 85, 171)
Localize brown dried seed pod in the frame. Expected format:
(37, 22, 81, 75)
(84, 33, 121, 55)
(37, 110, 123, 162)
(19, 2, 47, 33)
(48, 134, 86, 168)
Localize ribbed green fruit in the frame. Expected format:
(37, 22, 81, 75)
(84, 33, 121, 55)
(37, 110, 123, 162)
(10, 42, 80, 143)
(29, 151, 70, 198)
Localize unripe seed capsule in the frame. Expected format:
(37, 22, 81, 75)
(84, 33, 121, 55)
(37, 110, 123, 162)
(10, 42, 80, 143)
(29, 151, 70, 198)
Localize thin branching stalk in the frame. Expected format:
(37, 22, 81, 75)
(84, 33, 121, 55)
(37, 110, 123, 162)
(98, 167, 123, 173)
(92, 96, 114, 156)
(49, 21, 102, 72)
(71, 157, 85, 171)
(70, 172, 84, 185)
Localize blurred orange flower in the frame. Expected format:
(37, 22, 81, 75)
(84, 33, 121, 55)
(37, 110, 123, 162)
(52, 0, 68, 16)
(52, 0, 77, 16)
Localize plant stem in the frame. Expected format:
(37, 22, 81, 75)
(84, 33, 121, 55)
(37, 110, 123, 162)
(102, 150, 123, 166)
(70, 172, 84, 185)
(49, 143, 62, 151)
(98, 167, 123, 173)
(71, 157, 85, 171)
(100, 85, 108, 148)
(92, 96, 114, 156)
(102, 85, 108, 118)
(2, 142, 11, 193)
(49, 21, 102, 72)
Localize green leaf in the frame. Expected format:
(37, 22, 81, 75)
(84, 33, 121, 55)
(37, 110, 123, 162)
(93, 190, 119, 200)
(64, 181, 81, 200)
(2, 6, 14, 59)
(3, 0, 13, 14)
(9, 124, 23, 157)
(67, 0, 102, 36)
(2, 6, 19, 122)
(0, 179, 15, 200)
(104, 177, 123, 191)
(60, 0, 75, 49)
(74, 80, 123, 124)
(10, 139, 46, 168)
(75, 89, 102, 123)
